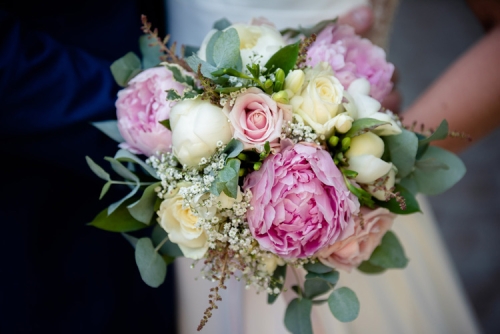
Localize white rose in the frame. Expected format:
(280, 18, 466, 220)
(157, 191, 208, 260)
(345, 132, 385, 159)
(344, 78, 401, 136)
(170, 98, 233, 167)
(293, 63, 349, 136)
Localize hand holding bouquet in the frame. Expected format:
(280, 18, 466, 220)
(86, 16, 466, 333)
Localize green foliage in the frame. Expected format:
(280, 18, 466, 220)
(284, 298, 313, 334)
(384, 129, 418, 178)
(264, 42, 300, 76)
(99, 181, 112, 200)
(212, 28, 242, 71)
(303, 261, 333, 274)
(88, 199, 150, 233)
(213, 18, 232, 30)
(151, 224, 183, 258)
(114, 149, 159, 179)
(86, 156, 111, 181)
(305, 270, 339, 285)
(163, 63, 196, 88)
(209, 158, 241, 198)
(159, 119, 171, 131)
(139, 34, 163, 69)
(166, 89, 182, 101)
(344, 118, 389, 138)
(328, 287, 360, 322)
(411, 146, 466, 195)
(205, 30, 223, 65)
(104, 157, 141, 214)
(368, 231, 408, 269)
(135, 238, 167, 288)
(375, 184, 421, 215)
(127, 182, 161, 224)
(91, 120, 125, 143)
(186, 54, 218, 79)
(304, 278, 331, 299)
(280, 18, 338, 38)
(110, 52, 142, 87)
(418, 120, 449, 146)
(223, 139, 244, 159)
(357, 261, 386, 274)
(268, 264, 287, 304)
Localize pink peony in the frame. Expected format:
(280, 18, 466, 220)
(224, 87, 292, 150)
(116, 66, 187, 157)
(307, 24, 394, 102)
(316, 207, 395, 272)
(243, 141, 359, 259)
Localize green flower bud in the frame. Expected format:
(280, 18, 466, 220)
(341, 137, 351, 152)
(328, 135, 340, 147)
(254, 162, 263, 171)
(272, 90, 289, 104)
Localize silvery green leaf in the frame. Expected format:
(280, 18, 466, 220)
(114, 149, 159, 179)
(223, 139, 244, 159)
(110, 52, 142, 87)
(413, 146, 466, 195)
(205, 30, 222, 65)
(105, 157, 140, 182)
(99, 181, 112, 200)
(183, 45, 199, 58)
(151, 224, 183, 257)
(186, 54, 218, 79)
(122, 233, 139, 248)
(107, 183, 140, 215)
(304, 278, 331, 299)
(384, 129, 418, 178)
(368, 231, 408, 269)
(135, 238, 167, 288)
(213, 18, 232, 31)
(212, 28, 242, 71)
(303, 261, 333, 274)
(139, 34, 163, 69)
(328, 287, 360, 322)
(399, 176, 418, 195)
(305, 270, 339, 285)
(91, 120, 125, 143)
(88, 199, 149, 232)
(418, 120, 449, 146)
(344, 118, 390, 138)
(268, 264, 287, 304)
(127, 182, 160, 224)
(280, 18, 338, 38)
(284, 298, 313, 334)
(85, 156, 111, 181)
(414, 158, 450, 172)
(357, 261, 386, 274)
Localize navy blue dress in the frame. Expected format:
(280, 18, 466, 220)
(0, 1, 177, 332)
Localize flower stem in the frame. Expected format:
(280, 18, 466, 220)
(154, 236, 169, 253)
(291, 266, 303, 299)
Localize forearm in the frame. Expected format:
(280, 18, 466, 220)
(401, 25, 500, 154)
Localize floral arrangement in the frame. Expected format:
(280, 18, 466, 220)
(86, 16, 466, 333)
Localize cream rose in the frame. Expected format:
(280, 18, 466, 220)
(291, 63, 352, 137)
(157, 191, 208, 260)
(170, 98, 233, 167)
(317, 207, 396, 272)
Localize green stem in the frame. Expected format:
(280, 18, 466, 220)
(291, 266, 303, 299)
(110, 181, 157, 186)
(154, 236, 169, 253)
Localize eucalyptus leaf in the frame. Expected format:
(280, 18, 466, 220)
(99, 181, 112, 200)
(264, 42, 299, 76)
(268, 264, 287, 304)
(163, 63, 196, 87)
(110, 52, 142, 87)
(85, 156, 111, 181)
(413, 146, 466, 195)
(91, 120, 125, 143)
(344, 118, 390, 138)
(105, 157, 140, 182)
(186, 54, 219, 79)
(357, 261, 386, 274)
(213, 18, 232, 30)
(418, 120, 449, 146)
(223, 139, 244, 159)
(135, 238, 167, 288)
(122, 232, 139, 248)
(384, 129, 418, 178)
(368, 231, 408, 269)
(139, 34, 163, 69)
(107, 182, 140, 215)
(399, 176, 418, 195)
(212, 28, 242, 71)
(151, 224, 183, 257)
(303, 261, 333, 274)
(305, 270, 339, 285)
(88, 199, 149, 232)
(328, 287, 360, 322)
(127, 182, 160, 224)
(205, 30, 223, 65)
(414, 158, 450, 172)
(375, 184, 421, 215)
(284, 298, 313, 334)
(114, 149, 159, 179)
(183, 45, 199, 58)
(304, 278, 331, 299)
(210, 158, 241, 198)
(280, 18, 338, 38)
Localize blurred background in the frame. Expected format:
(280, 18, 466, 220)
(390, 1, 500, 333)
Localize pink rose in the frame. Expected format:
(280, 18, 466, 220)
(243, 142, 359, 259)
(224, 87, 292, 150)
(307, 24, 394, 102)
(316, 207, 396, 272)
(116, 66, 187, 157)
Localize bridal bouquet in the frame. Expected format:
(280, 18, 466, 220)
(86, 16, 466, 333)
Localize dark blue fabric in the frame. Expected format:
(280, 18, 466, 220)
(0, 1, 177, 333)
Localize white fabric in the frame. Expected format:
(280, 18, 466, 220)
(167, 1, 482, 333)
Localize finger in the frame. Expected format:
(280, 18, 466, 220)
(382, 90, 403, 114)
(337, 6, 374, 36)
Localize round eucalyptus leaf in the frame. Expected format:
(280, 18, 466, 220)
(328, 287, 360, 322)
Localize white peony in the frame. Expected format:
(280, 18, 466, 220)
(170, 98, 233, 167)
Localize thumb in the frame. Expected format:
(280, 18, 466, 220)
(337, 6, 374, 36)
